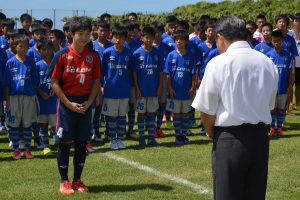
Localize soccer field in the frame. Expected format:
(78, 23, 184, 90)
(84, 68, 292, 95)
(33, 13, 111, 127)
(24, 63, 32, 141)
(0, 112, 300, 200)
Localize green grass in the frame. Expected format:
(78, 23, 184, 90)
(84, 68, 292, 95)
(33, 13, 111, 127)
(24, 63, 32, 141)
(0, 111, 300, 200)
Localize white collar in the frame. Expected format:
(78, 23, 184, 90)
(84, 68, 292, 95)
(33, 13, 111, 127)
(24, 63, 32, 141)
(226, 41, 251, 52)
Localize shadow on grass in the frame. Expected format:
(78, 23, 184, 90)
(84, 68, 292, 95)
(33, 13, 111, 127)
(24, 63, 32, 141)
(284, 122, 300, 131)
(269, 133, 300, 140)
(88, 183, 173, 193)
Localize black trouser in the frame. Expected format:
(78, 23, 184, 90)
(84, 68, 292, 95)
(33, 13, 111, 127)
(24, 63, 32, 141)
(212, 123, 269, 200)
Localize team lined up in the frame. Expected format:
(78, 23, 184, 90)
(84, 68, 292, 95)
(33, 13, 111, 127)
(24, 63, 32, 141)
(0, 12, 299, 159)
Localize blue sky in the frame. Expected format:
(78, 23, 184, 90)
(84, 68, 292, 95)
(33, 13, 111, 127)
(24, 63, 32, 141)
(0, 0, 222, 29)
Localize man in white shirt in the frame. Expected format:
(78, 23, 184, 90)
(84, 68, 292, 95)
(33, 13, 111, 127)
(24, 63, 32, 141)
(192, 16, 278, 200)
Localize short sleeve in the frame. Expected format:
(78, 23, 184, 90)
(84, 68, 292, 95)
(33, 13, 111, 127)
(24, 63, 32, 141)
(192, 59, 220, 115)
(51, 54, 64, 81)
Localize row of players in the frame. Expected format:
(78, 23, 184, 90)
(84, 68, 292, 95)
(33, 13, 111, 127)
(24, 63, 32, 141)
(0, 13, 299, 159)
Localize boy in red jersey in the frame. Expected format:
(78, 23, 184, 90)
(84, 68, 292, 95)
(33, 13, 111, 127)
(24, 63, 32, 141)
(50, 16, 100, 195)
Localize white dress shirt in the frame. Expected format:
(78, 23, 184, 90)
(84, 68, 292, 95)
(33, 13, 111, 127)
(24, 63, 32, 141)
(192, 41, 278, 126)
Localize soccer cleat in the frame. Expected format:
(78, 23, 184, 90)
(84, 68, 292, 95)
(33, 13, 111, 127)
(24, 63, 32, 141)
(92, 134, 103, 142)
(43, 147, 54, 155)
(269, 128, 277, 136)
(12, 150, 21, 160)
(175, 135, 185, 145)
(34, 141, 44, 149)
(23, 149, 34, 159)
(86, 143, 95, 153)
(110, 139, 119, 150)
(72, 180, 89, 193)
(138, 136, 146, 149)
(147, 138, 160, 146)
(116, 139, 126, 149)
(182, 136, 191, 144)
(60, 181, 74, 195)
(277, 128, 284, 136)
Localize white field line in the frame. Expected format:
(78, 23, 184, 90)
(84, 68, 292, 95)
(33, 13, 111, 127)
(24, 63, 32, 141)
(100, 152, 212, 195)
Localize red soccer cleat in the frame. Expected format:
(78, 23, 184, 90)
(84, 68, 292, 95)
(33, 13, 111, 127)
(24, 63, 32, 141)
(12, 150, 21, 160)
(23, 149, 34, 159)
(277, 128, 284, 136)
(60, 181, 74, 195)
(72, 180, 89, 193)
(268, 128, 277, 136)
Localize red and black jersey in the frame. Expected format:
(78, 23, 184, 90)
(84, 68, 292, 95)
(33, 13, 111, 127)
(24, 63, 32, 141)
(51, 45, 101, 97)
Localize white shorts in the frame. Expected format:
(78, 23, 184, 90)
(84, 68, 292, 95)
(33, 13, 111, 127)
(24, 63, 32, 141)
(102, 98, 129, 117)
(38, 114, 56, 127)
(136, 97, 159, 113)
(275, 94, 288, 110)
(129, 87, 136, 104)
(166, 99, 191, 114)
(7, 95, 37, 128)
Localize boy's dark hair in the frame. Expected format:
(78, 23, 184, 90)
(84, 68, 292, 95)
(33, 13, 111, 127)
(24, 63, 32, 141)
(120, 20, 135, 31)
(100, 13, 111, 21)
(0, 12, 6, 20)
(275, 14, 289, 26)
(13, 33, 29, 46)
(128, 12, 138, 19)
(200, 14, 211, 21)
(204, 20, 215, 31)
(246, 20, 257, 29)
(150, 21, 165, 33)
(50, 29, 65, 41)
(31, 23, 47, 34)
(177, 20, 189, 31)
(36, 38, 54, 50)
(256, 14, 267, 21)
(261, 22, 273, 31)
(294, 13, 300, 20)
(1, 18, 15, 29)
(6, 29, 19, 39)
(141, 26, 155, 37)
(271, 30, 284, 39)
(165, 15, 178, 25)
(96, 21, 110, 30)
(191, 18, 199, 26)
(20, 13, 32, 23)
(173, 30, 189, 41)
(63, 22, 70, 32)
(69, 16, 92, 34)
(42, 18, 53, 29)
(112, 26, 127, 38)
(31, 20, 43, 26)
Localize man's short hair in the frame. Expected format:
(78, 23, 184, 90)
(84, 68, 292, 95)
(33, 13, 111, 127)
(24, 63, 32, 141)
(100, 13, 111, 21)
(261, 22, 273, 31)
(0, 12, 6, 20)
(246, 20, 257, 29)
(177, 20, 189, 31)
(63, 22, 70, 32)
(112, 26, 127, 38)
(215, 15, 247, 42)
(150, 21, 165, 33)
(256, 14, 267, 21)
(275, 14, 289, 26)
(6, 29, 19, 39)
(13, 33, 29, 46)
(141, 26, 155, 37)
(36, 37, 54, 50)
(165, 15, 178, 25)
(1, 18, 15, 29)
(31, 23, 47, 34)
(69, 16, 92, 34)
(42, 18, 53, 29)
(50, 29, 65, 41)
(191, 18, 199, 26)
(96, 21, 110, 30)
(20, 13, 32, 23)
(204, 20, 215, 31)
(173, 30, 189, 41)
(128, 12, 138, 19)
(271, 30, 284, 40)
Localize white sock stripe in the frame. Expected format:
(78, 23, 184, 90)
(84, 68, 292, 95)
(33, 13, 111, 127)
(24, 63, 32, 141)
(100, 152, 211, 195)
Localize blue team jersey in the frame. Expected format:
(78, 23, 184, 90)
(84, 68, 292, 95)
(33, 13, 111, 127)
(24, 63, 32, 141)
(36, 60, 57, 114)
(29, 38, 35, 48)
(189, 36, 202, 46)
(250, 38, 260, 49)
(5, 49, 15, 59)
(92, 40, 114, 61)
(133, 46, 162, 97)
(254, 42, 274, 55)
(27, 47, 42, 62)
(161, 32, 168, 41)
(198, 41, 216, 78)
(124, 40, 141, 53)
(0, 36, 9, 50)
(164, 50, 197, 100)
(162, 35, 175, 49)
(102, 46, 132, 99)
(266, 49, 292, 94)
(283, 34, 299, 58)
(0, 48, 8, 100)
(154, 42, 173, 62)
(4, 56, 38, 96)
(134, 38, 143, 47)
(200, 48, 219, 80)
